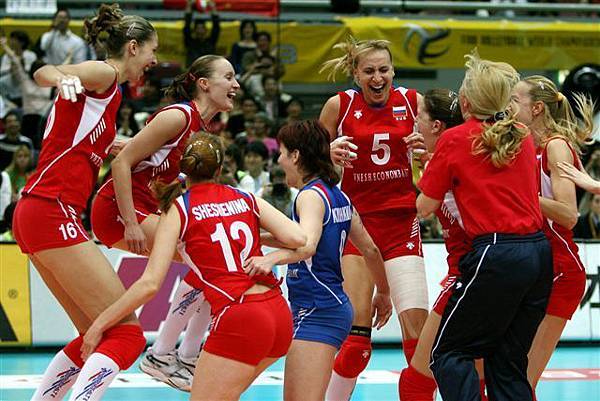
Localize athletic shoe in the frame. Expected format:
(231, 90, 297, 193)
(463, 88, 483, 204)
(139, 348, 181, 383)
(166, 365, 193, 392)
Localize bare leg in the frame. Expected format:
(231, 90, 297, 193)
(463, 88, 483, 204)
(527, 314, 567, 389)
(285, 340, 337, 401)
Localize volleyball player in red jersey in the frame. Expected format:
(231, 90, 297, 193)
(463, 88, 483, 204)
(318, 37, 428, 400)
(82, 132, 306, 401)
(11, 5, 157, 401)
(417, 52, 553, 401)
(91, 55, 240, 390)
(511, 76, 594, 394)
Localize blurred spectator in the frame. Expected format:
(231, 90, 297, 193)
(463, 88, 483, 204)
(476, 0, 528, 18)
(4, 144, 32, 201)
(39, 8, 87, 65)
(0, 111, 33, 170)
(255, 31, 274, 58)
(247, 112, 278, 156)
(240, 54, 277, 98)
(0, 170, 10, 227)
(278, 97, 304, 130)
(0, 31, 36, 106)
(222, 143, 248, 187)
(261, 75, 291, 123)
(116, 101, 141, 138)
(184, 0, 220, 67)
(240, 140, 270, 194)
(0, 201, 16, 241)
(258, 165, 297, 218)
(227, 95, 259, 136)
(230, 20, 257, 74)
(578, 149, 600, 211)
(419, 215, 443, 239)
(574, 193, 600, 239)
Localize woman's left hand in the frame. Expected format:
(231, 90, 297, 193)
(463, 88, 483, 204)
(243, 256, 274, 277)
(81, 324, 104, 362)
(371, 291, 393, 330)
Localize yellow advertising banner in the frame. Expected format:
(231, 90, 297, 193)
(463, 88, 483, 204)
(1, 17, 598, 83)
(0, 244, 31, 346)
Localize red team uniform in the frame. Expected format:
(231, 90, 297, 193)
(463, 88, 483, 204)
(92, 101, 203, 247)
(538, 138, 586, 319)
(172, 183, 293, 365)
(431, 192, 471, 315)
(14, 78, 122, 254)
(336, 87, 422, 260)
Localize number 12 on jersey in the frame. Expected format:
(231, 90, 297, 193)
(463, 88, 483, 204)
(210, 221, 254, 272)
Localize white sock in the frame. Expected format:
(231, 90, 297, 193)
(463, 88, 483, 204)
(31, 350, 81, 400)
(153, 280, 202, 355)
(66, 353, 119, 401)
(178, 294, 211, 360)
(325, 371, 358, 401)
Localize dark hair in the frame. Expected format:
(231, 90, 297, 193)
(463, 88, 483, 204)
(3, 201, 17, 230)
(239, 20, 257, 40)
(261, 74, 277, 87)
(3, 110, 21, 123)
(423, 89, 464, 129)
(164, 55, 225, 102)
(84, 4, 155, 59)
(9, 30, 30, 50)
(286, 97, 304, 109)
(156, 132, 224, 211)
(245, 140, 269, 161)
(256, 31, 272, 43)
(53, 7, 71, 19)
(277, 120, 339, 186)
(225, 143, 244, 171)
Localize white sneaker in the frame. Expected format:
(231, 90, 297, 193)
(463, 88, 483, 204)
(166, 365, 194, 392)
(139, 348, 181, 383)
(177, 354, 198, 371)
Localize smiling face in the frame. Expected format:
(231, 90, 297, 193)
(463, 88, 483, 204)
(203, 58, 240, 112)
(126, 33, 159, 83)
(417, 96, 440, 153)
(353, 49, 394, 107)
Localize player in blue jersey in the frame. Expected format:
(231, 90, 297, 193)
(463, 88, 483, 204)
(243, 120, 392, 401)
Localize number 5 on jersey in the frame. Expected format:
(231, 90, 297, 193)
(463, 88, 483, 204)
(371, 133, 390, 165)
(211, 221, 254, 272)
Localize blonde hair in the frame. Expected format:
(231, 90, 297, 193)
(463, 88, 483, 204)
(462, 51, 527, 167)
(319, 36, 392, 82)
(155, 132, 224, 212)
(521, 75, 594, 153)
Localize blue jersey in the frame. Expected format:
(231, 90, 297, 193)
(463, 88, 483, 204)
(287, 178, 353, 308)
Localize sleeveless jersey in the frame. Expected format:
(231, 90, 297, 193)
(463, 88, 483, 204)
(23, 79, 121, 209)
(286, 178, 352, 308)
(98, 102, 203, 213)
(174, 182, 278, 313)
(435, 191, 470, 276)
(336, 87, 418, 216)
(538, 137, 584, 273)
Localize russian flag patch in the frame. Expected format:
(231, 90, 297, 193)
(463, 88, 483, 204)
(392, 106, 407, 120)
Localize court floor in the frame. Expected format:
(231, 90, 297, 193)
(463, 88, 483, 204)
(1, 346, 598, 400)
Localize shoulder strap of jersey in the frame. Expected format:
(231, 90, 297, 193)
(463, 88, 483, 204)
(542, 136, 581, 173)
(394, 86, 417, 121)
(174, 191, 191, 240)
(336, 89, 358, 138)
(307, 182, 332, 226)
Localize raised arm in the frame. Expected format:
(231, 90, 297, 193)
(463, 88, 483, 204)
(81, 207, 181, 360)
(111, 108, 188, 255)
(347, 209, 392, 329)
(34, 60, 117, 95)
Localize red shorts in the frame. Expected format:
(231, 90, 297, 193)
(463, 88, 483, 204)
(204, 289, 293, 366)
(183, 270, 204, 290)
(344, 210, 422, 260)
(91, 195, 154, 247)
(432, 274, 458, 315)
(546, 253, 586, 320)
(13, 195, 90, 254)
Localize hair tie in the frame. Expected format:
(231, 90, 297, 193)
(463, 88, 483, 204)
(556, 92, 565, 102)
(126, 22, 136, 38)
(493, 111, 505, 121)
(186, 73, 197, 84)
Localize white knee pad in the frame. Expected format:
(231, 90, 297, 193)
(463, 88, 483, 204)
(384, 255, 429, 314)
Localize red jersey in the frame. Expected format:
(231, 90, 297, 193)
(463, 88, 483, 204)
(419, 117, 542, 238)
(98, 102, 203, 213)
(538, 138, 584, 272)
(336, 87, 418, 215)
(174, 183, 278, 313)
(23, 80, 121, 209)
(435, 191, 470, 276)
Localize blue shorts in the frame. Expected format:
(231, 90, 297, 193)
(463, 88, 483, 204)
(291, 301, 353, 349)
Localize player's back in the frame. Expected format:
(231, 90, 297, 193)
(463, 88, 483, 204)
(175, 182, 277, 313)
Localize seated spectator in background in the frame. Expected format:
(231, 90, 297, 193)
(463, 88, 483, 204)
(39, 8, 87, 65)
(255, 31, 274, 58)
(279, 97, 304, 130)
(240, 140, 270, 194)
(116, 101, 141, 138)
(258, 165, 297, 218)
(261, 75, 291, 123)
(4, 144, 32, 201)
(0, 31, 36, 106)
(0, 170, 11, 229)
(223, 143, 248, 186)
(574, 192, 600, 239)
(230, 19, 257, 74)
(0, 201, 16, 241)
(0, 111, 33, 170)
(184, 0, 220, 67)
(227, 94, 259, 136)
(241, 54, 281, 98)
(248, 112, 278, 157)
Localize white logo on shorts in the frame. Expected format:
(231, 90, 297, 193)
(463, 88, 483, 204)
(406, 242, 415, 250)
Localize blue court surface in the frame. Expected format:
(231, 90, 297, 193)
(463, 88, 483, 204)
(1, 346, 598, 400)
